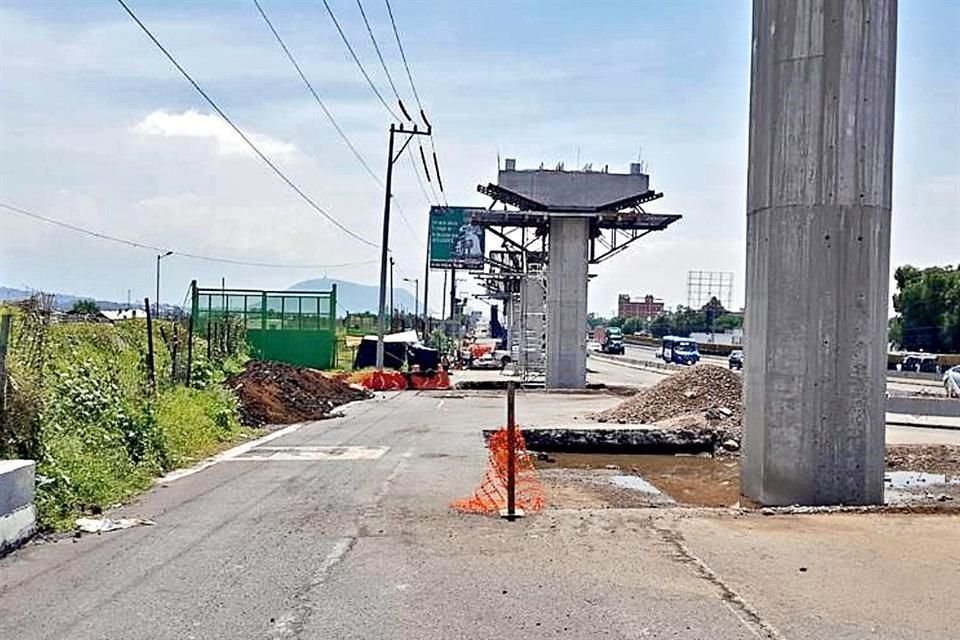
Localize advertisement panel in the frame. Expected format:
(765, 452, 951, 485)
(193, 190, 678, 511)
(428, 206, 485, 270)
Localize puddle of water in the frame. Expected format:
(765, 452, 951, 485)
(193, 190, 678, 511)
(610, 475, 662, 494)
(884, 471, 959, 489)
(537, 453, 740, 507)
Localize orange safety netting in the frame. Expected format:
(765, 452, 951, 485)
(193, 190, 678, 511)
(451, 427, 544, 515)
(358, 370, 408, 390)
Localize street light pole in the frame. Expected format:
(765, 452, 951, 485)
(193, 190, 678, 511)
(376, 122, 432, 370)
(156, 250, 173, 312)
(403, 277, 419, 333)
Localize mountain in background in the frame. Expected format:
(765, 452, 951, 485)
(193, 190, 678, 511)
(287, 278, 417, 315)
(0, 286, 132, 311)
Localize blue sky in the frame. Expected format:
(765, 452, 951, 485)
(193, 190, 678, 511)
(1, 0, 957, 315)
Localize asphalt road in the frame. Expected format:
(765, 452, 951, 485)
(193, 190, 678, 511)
(2, 390, 958, 639)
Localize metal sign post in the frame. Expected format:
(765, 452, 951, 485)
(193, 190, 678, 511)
(502, 381, 523, 520)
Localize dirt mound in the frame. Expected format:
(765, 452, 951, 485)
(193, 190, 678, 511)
(227, 361, 371, 427)
(886, 444, 960, 476)
(596, 364, 742, 436)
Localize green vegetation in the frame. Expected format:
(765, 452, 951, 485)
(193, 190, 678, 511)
(68, 299, 100, 315)
(890, 264, 960, 353)
(594, 298, 744, 339)
(1, 307, 247, 530)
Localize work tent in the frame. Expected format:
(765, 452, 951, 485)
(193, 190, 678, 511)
(354, 331, 441, 371)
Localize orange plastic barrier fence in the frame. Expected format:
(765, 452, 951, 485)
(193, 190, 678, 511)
(451, 427, 544, 516)
(408, 370, 451, 390)
(359, 370, 408, 390)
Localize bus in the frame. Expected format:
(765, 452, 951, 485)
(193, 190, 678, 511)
(659, 336, 700, 365)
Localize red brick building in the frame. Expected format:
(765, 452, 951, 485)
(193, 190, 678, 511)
(618, 294, 664, 318)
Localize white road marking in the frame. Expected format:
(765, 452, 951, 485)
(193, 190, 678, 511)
(228, 446, 389, 461)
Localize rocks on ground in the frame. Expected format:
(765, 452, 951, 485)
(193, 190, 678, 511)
(227, 361, 371, 427)
(596, 364, 743, 442)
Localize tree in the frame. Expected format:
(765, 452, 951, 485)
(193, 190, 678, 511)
(69, 299, 99, 315)
(607, 316, 625, 329)
(622, 317, 644, 335)
(891, 264, 960, 352)
(714, 313, 743, 332)
(649, 315, 672, 338)
(586, 313, 607, 329)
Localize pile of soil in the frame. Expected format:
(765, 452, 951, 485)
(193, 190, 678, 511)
(596, 364, 743, 439)
(886, 444, 960, 476)
(227, 361, 371, 427)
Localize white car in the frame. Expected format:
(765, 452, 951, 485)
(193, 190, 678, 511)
(944, 365, 960, 398)
(586, 340, 602, 352)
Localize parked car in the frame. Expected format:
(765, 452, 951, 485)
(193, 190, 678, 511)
(728, 350, 744, 370)
(586, 340, 602, 353)
(944, 365, 960, 398)
(901, 353, 938, 373)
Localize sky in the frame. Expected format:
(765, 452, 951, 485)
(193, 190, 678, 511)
(1, 0, 958, 317)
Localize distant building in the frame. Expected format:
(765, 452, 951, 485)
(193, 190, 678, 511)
(618, 294, 664, 319)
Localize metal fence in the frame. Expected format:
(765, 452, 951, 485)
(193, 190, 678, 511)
(192, 284, 338, 369)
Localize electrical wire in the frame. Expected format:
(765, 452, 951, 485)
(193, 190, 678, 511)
(115, 0, 378, 249)
(0, 202, 377, 270)
(253, 0, 380, 185)
(355, 0, 410, 120)
(321, 0, 400, 121)
(383, 0, 449, 206)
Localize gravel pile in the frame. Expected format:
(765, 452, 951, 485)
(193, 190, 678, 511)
(596, 364, 743, 440)
(227, 361, 371, 427)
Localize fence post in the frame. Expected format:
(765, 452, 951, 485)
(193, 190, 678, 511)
(186, 281, 196, 386)
(503, 381, 521, 520)
(0, 314, 10, 417)
(144, 298, 156, 389)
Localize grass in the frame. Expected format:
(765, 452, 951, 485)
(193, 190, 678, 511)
(1, 311, 249, 530)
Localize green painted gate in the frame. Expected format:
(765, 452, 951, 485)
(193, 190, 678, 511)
(192, 284, 338, 369)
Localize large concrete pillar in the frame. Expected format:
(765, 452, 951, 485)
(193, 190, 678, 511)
(546, 217, 589, 388)
(741, 0, 896, 505)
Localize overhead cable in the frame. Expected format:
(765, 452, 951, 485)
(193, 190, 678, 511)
(0, 202, 376, 270)
(115, 0, 378, 248)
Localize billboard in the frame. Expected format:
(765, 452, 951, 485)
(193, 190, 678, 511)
(429, 206, 485, 270)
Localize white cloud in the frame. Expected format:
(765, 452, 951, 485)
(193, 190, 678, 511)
(133, 110, 297, 159)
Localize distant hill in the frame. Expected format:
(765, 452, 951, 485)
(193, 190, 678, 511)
(287, 278, 416, 315)
(0, 286, 131, 311)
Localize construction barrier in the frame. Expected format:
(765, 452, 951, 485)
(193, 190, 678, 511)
(451, 427, 544, 516)
(358, 370, 408, 391)
(470, 344, 493, 359)
(408, 370, 451, 390)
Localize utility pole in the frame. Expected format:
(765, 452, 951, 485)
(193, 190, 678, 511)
(156, 250, 173, 315)
(389, 256, 395, 332)
(376, 122, 432, 370)
(422, 214, 431, 337)
(449, 268, 457, 320)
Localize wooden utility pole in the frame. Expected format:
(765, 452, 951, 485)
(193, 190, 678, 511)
(144, 298, 156, 389)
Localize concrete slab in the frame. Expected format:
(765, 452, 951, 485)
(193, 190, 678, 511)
(0, 460, 35, 515)
(0, 505, 37, 556)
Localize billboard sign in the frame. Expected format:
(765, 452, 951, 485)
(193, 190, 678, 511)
(429, 206, 485, 270)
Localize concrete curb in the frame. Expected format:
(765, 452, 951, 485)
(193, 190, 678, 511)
(0, 460, 36, 556)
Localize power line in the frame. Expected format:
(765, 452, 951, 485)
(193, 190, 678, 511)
(253, 0, 380, 185)
(355, 0, 410, 120)
(383, 0, 449, 206)
(321, 0, 400, 121)
(252, 0, 422, 251)
(0, 202, 376, 270)
(115, 0, 378, 249)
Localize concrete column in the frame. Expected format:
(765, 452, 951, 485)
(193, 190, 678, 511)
(742, 0, 897, 505)
(546, 217, 589, 388)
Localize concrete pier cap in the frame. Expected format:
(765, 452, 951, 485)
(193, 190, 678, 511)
(741, 0, 897, 506)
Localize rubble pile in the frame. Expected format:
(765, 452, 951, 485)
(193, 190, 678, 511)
(886, 444, 960, 476)
(227, 361, 371, 427)
(596, 364, 743, 443)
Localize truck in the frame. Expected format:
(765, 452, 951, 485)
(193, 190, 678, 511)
(599, 326, 625, 355)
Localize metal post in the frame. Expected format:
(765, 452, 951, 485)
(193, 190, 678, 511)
(376, 124, 396, 370)
(0, 314, 10, 417)
(186, 281, 195, 386)
(144, 298, 156, 390)
(414, 279, 419, 334)
(503, 381, 520, 520)
(423, 213, 431, 336)
(156, 250, 173, 316)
